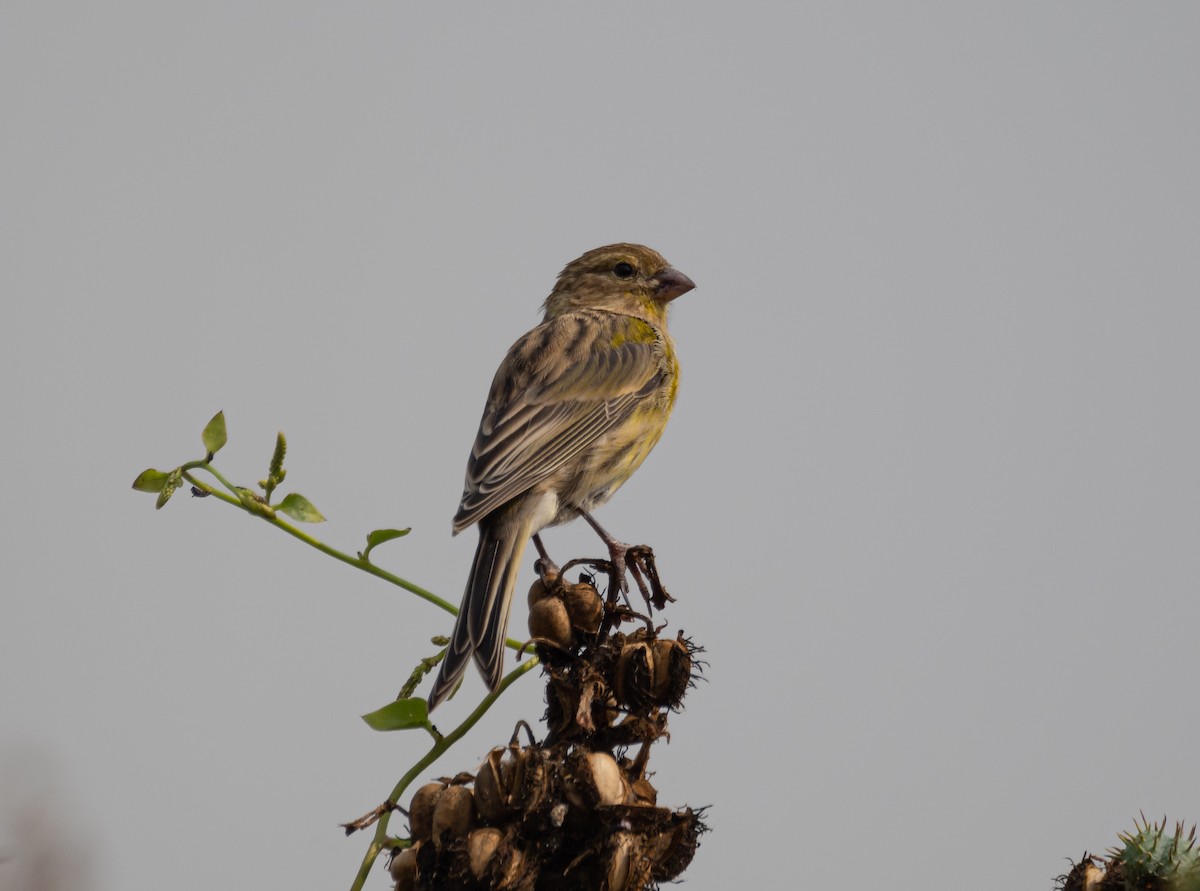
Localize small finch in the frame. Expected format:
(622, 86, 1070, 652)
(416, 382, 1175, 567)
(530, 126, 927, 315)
(428, 244, 694, 709)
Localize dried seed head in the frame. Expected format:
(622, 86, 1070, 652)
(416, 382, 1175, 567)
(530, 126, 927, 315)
(391, 845, 420, 891)
(510, 745, 550, 815)
(527, 577, 552, 608)
(388, 844, 419, 891)
(614, 641, 655, 712)
(651, 636, 693, 709)
(466, 826, 528, 887)
(1083, 862, 1106, 891)
(431, 784, 475, 849)
(474, 748, 508, 824)
(477, 745, 551, 824)
(467, 827, 504, 880)
(615, 634, 693, 712)
(562, 582, 603, 635)
(629, 775, 659, 806)
(565, 750, 629, 808)
(649, 808, 706, 881)
(606, 832, 651, 891)
(408, 782, 445, 842)
(528, 597, 574, 650)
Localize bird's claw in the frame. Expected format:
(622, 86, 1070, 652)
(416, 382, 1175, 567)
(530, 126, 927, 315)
(534, 556, 561, 583)
(626, 545, 673, 612)
(532, 533, 561, 583)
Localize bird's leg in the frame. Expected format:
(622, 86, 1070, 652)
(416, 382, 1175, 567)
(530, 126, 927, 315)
(578, 510, 636, 598)
(532, 533, 560, 582)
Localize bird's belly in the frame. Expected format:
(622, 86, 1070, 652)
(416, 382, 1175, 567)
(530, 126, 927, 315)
(546, 418, 667, 525)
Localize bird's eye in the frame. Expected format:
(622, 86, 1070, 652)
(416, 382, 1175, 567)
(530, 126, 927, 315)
(613, 261, 635, 279)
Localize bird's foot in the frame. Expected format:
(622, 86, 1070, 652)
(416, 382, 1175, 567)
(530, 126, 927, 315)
(625, 544, 674, 612)
(603, 537, 631, 597)
(575, 510, 675, 612)
(534, 556, 561, 583)
(532, 533, 561, 583)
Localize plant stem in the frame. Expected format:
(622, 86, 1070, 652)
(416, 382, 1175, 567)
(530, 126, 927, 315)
(183, 470, 457, 614)
(181, 469, 525, 644)
(348, 655, 540, 891)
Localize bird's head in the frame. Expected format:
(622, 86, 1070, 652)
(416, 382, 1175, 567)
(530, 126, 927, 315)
(542, 243, 695, 325)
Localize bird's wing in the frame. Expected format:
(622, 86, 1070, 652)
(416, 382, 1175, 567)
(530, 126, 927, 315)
(453, 311, 665, 532)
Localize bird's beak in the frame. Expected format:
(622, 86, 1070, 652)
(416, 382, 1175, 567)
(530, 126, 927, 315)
(654, 267, 696, 302)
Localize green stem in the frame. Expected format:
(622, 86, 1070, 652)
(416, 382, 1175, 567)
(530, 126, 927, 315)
(180, 469, 525, 645)
(348, 655, 540, 891)
(183, 470, 457, 614)
(187, 460, 242, 499)
(176, 460, 539, 890)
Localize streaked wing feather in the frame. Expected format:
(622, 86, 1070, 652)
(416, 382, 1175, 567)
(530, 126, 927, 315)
(453, 313, 661, 531)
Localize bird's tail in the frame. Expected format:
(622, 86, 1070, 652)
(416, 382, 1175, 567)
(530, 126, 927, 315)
(428, 509, 532, 710)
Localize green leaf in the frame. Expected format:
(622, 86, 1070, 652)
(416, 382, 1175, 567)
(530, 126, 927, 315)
(201, 411, 227, 457)
(361, 698, 430, 731)
(132, 468, 170, 493)
(360, 527, 411, 561)
(275, 492, 325, 522)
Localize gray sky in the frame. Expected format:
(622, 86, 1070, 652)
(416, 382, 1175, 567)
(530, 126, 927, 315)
(3, 4, 1198, 889)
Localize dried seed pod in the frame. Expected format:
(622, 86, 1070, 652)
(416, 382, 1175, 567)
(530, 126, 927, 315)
(649, 808, 705, 881)
(527, 577, 552, 608)
(614, 640, 656, 712)
(467, 827, 504, 880)
(508, 745, 550, 816)
(528, 596, 574, 649)
(474, 748, 508, 824)
(466, 826, 528, 888)
(610, 711, 670, 747)
(565, 750, 628, 808)
(562, 581, 603, 635)
(606, 832, 652, 891)
(476, 745, 550, 824)
(615, 634, 693, 712)
(1082, 862, 1106, 891)
(629, 775, 658, 806)
(650, 636, 693, 709)
(526, 567, 561, 606)
(431, 784, 475, 849)
(388, 843, 419, 891)
(408, 782, 444, 842)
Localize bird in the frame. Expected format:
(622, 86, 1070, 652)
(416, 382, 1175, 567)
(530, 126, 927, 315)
(427, 243, 694, 709)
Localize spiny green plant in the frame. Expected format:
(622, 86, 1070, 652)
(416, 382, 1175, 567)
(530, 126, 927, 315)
(1110, 815, 1200, 891)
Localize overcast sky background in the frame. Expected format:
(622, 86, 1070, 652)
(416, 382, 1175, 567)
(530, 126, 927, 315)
(3, 4, 1198, 890)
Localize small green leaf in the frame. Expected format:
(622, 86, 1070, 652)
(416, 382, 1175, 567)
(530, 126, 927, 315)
(360, 527, 411, 561)
(361, 698, 430, 731)
(201, 411, 227, 457)
(132, 468, 170, 493)
(275, 492, 325, 522)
